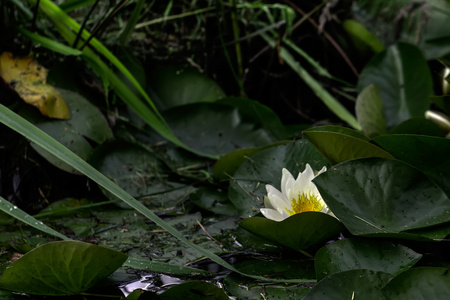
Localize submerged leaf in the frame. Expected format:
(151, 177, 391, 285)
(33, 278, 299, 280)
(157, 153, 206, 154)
(0, 52, 70, 119)
(0, 241, 127, 295)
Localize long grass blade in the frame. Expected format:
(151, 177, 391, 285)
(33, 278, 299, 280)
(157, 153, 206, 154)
(0, 196, 70, 241)
(261, 33, 361, 130)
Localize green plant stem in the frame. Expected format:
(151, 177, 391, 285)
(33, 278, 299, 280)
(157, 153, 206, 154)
(229, 0, 244, 82)
(119, 0, 147, 46)
(261, 33, 361, 130)
(135, 6, 216, 28)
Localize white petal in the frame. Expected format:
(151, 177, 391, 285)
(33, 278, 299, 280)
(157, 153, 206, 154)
(266, 185, 290, 206)
(260, 208, 286, 222)
(263, 196, 274, 209)
(269, 193, 291, 215)
(281, 168, 295, 197)
(316, 166, 327, 176)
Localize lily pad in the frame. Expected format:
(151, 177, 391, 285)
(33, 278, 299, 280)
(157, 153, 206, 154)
(224, 273, 311, 300)
(315, 238, 422, 281)
(217, 97, 288, 140)
(147, 66, 225, 111)
(388, 117, 444, 136)
(304, 269, 393, 300)
(189, 188, 238, 216)
(314, 158, 450, 235)
(239, 212, 345, 251)
(213, 141, 289, 180)
(228, 139, 329, 218)
(303, 126, 393, 165)
(381, 267, 450, 299)
(355, 84, 387, 138)
(20, 88, 113, 174)
(373, 134, 450, 197)
(163, 102, 277, 156)
(0, 241, 127, 295)
(159, 281, 229, 300)
(357, 43, 432, 129)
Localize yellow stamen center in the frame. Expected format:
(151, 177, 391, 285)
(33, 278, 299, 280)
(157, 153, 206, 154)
(286, 192, 323, 216)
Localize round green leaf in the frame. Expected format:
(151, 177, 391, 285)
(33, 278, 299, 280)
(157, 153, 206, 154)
(217, 97, 288, 140)
(159, 281, 228, 300)
(20, 89, 113, 174)
(0, 241, 127, 295)
(382, 267, 450, 299)
(189, 188, 238, 216)
(239, 212, 345, 251)
(304, 269, 393, 300)
(148, 66, 225, 111)
(224, 273, 311, 300)
(303, 127, 393, 165)
(315, 238, 422, 281)
(373, 134, 450, 197)
(314, 158, 450, 235)
(163, 103, 277, 156)
(228, 139, 329, 218)
(388, 117, 444, 136)
(304, 125, 370, 141)
(232, 258, 316, 279)
(358, 43, 432, 129)
(356, 84, 387, 138)
(213, 141, 289, 180)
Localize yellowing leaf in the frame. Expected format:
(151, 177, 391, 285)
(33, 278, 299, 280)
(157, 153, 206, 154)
(0, 52, 70, 119)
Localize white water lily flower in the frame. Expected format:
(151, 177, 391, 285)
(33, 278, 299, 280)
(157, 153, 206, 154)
(260, 164, 334, 221)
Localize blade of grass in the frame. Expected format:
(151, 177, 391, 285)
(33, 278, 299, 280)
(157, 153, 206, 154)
(261, 33, 361, 130)
(0, 103, 314, 284)
(118, 0, 148, 46)
(17, 28, 82, 56)
(58, 0, 96, 13)
(124, 257, 212, 276)
(0, 196, 70, 241)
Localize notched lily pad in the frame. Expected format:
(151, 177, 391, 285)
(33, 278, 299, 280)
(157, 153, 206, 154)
(381, 267, 450, 299)
(304, 269, 393, 300)
(303, 126, 393, 165)
(163, 102, 277, 156)
(148, 65, 225, 111)
(0, 241, 127, 295)
(159, 281, 229, 300)
(314, 158, 450, 235)
(315, 238, 422, 281)
(19, 88, 113, 174)
(189, 188, 238, 216)
(239, 212, 345, 251)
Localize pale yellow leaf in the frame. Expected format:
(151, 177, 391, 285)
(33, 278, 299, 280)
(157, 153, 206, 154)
(0, 52, 70, 119)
